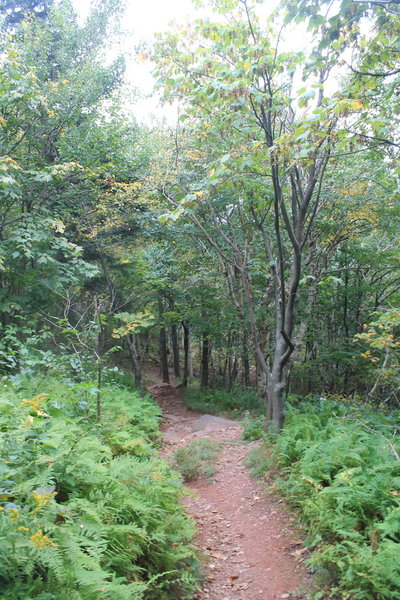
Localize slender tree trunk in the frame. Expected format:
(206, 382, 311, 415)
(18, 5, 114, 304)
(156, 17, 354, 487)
(158, 297, 169, 384)
(210, 350, 215, 389)
(222, 354, 228, 386)
(343, 252, 350, 393)
(266, 246, 301, 430)
(228, 355, 238, 391)
(171, 323, 181, 378)
(182, 321, 190, 387)
(96, 363, 102, 421)
(201, 334, 210, 388)
(242, 331, 250, 388)
(127, 333, 142, 388)
(227, 353, 232, 390)
(94, 295, 103, 421)
(240, 267, 270, 407)
(188, 335, 193, 377)
(159, 326, 169, 383)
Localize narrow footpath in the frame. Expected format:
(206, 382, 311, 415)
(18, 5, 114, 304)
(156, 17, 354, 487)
(149, 380, 313, 600)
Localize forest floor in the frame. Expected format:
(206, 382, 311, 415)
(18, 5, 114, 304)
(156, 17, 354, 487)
(147, 375, 313, 600)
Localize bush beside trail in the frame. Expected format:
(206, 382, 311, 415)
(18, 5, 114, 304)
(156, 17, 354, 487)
(0, 376, 199, 600)
(247, 398, 400, 600)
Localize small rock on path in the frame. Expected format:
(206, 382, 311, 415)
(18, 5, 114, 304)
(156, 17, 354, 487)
(191, 414, 240, 432)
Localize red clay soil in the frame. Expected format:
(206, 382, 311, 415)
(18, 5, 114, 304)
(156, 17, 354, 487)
(148, 379, 313, 600)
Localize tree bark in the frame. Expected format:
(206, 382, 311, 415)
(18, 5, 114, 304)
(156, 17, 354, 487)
(159, 326, 169, 384)
(159, 297, 169, 384)
(171, 323, 181, 377)
(188, 334, 193, 377)
(228, 355, 238, 391)
(201, 334, 210, 388)
(182, 320, 190, 387)
(127, 333, 142, 388)
(242, 330, 250, 388)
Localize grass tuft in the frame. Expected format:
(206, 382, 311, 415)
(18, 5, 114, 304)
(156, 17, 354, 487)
(174, 439, 220, 481)
(245, 443, 277, 479)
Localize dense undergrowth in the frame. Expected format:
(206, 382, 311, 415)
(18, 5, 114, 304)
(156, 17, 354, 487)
(246, 398, 400, 600)
(0, 375, 199, 600)
(184, 386, 264, 417)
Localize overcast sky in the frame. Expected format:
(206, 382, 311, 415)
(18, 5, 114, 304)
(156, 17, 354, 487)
(71, 0, 287, 123)
(69, 0, 208, 122)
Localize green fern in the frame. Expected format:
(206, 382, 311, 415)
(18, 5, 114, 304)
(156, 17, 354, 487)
(260, 398, 400, 599)
(0, 376, 200, 600)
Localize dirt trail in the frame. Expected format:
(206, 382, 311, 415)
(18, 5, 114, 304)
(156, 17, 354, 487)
(148, 379, 312, 600)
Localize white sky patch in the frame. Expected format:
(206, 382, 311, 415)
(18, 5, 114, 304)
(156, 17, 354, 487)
(124, 0, 207, 123)
(72, 0, 313, 124)
(72, 0, 207, 123)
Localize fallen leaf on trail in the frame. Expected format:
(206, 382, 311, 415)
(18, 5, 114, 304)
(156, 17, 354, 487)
(291, 547, 308, 559)
(211, 552, 226, 560)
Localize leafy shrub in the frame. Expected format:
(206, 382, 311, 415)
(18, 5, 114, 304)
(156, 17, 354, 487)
(242, 417, 265, 441)
(174, 439, 220, 481)
(0, 376, 199, 600)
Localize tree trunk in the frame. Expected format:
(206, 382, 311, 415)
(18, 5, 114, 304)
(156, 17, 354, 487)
(222, 354, 228, 386)
(158, 297, 169, 384)
(94, 295, 103, 420)
(188, 334, 193, 377)
(182, 321, 190, 387)
(159, 326, 169, 384)
(228, 355, 238, 391)
(267, 356, 286, 432)
(242, 331, 250, 388)
(201, 334, 210, 388)
(171, 323, 181, 378)
(127, 333, 142, 388)
(210, 349, 216, 389)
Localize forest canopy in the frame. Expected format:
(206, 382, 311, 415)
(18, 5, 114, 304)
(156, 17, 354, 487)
(0, 0, 399, 423)
(0, 0, 399, 598)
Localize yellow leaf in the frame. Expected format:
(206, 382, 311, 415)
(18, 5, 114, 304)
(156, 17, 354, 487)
(350, 99, 363, 110)
(53, 220, 65, 233)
